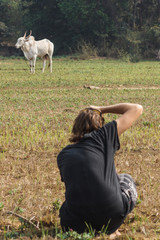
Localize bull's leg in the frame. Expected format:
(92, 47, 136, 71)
(32, 56, 37, 74)
(30, 60, 33, 73)
(42, 58, 46, 73)
(49, 56, 52, 73)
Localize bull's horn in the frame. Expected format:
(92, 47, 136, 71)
(25, 30, 32, 39)
(23, 31, 27, 38)
(29, 30, 32, 37)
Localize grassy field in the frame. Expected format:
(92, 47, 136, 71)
(0, 57, 159, 240)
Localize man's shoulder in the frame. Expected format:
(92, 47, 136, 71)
(102, 120, 117, 129)
(57, 143, 78, 158)
(91, 120, 117, 136)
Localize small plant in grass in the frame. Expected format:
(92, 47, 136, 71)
(0, 202, 4, 210)
(56, 229, 93, 240)
(53, 199, 61, 211)
(41, 221, 49, 238)
(15, 207, 24, 213)
(97, 220, 111, 236)
(56, 221, 111, 240)
(8, 188, 17, 195)
(4, 229, 19, 239)
(85, 222, 96, 237)
(136, 197, 142, 205)
(18, 217, 30, 231)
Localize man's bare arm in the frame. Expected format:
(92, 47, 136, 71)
(90, 103, 143, 136)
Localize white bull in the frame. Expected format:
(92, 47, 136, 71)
(15, 31, 54, 73)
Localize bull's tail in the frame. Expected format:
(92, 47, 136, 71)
(43, 54, 48, 60)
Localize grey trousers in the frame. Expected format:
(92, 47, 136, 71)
(118, 173, 138, 214)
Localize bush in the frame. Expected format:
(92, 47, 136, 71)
(76, 41, 98, 59)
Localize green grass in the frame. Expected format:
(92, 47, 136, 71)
(0, 57, 159, 239)
(0, 58, 160, 88)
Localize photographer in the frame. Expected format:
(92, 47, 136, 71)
(57, 103, 143, 237)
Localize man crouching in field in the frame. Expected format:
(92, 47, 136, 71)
(57, 103, 143, 237)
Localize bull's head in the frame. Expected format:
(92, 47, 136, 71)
(15, 30, 32, 48)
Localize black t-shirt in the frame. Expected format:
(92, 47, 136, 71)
(57, 120, 126, 233)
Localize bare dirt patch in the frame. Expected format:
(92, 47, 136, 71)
(83, 85, 160, 90)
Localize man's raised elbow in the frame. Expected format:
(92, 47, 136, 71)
(136, 104, 143, 116)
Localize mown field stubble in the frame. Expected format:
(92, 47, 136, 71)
(0, 57, 159, 240)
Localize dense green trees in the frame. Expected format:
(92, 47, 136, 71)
(0, 0, 160, 58)
(0, 0, 20, 40)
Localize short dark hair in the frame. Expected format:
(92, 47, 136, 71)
(69, 108, 105, 143)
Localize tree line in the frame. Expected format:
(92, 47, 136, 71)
(0, 0, 160, 60)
